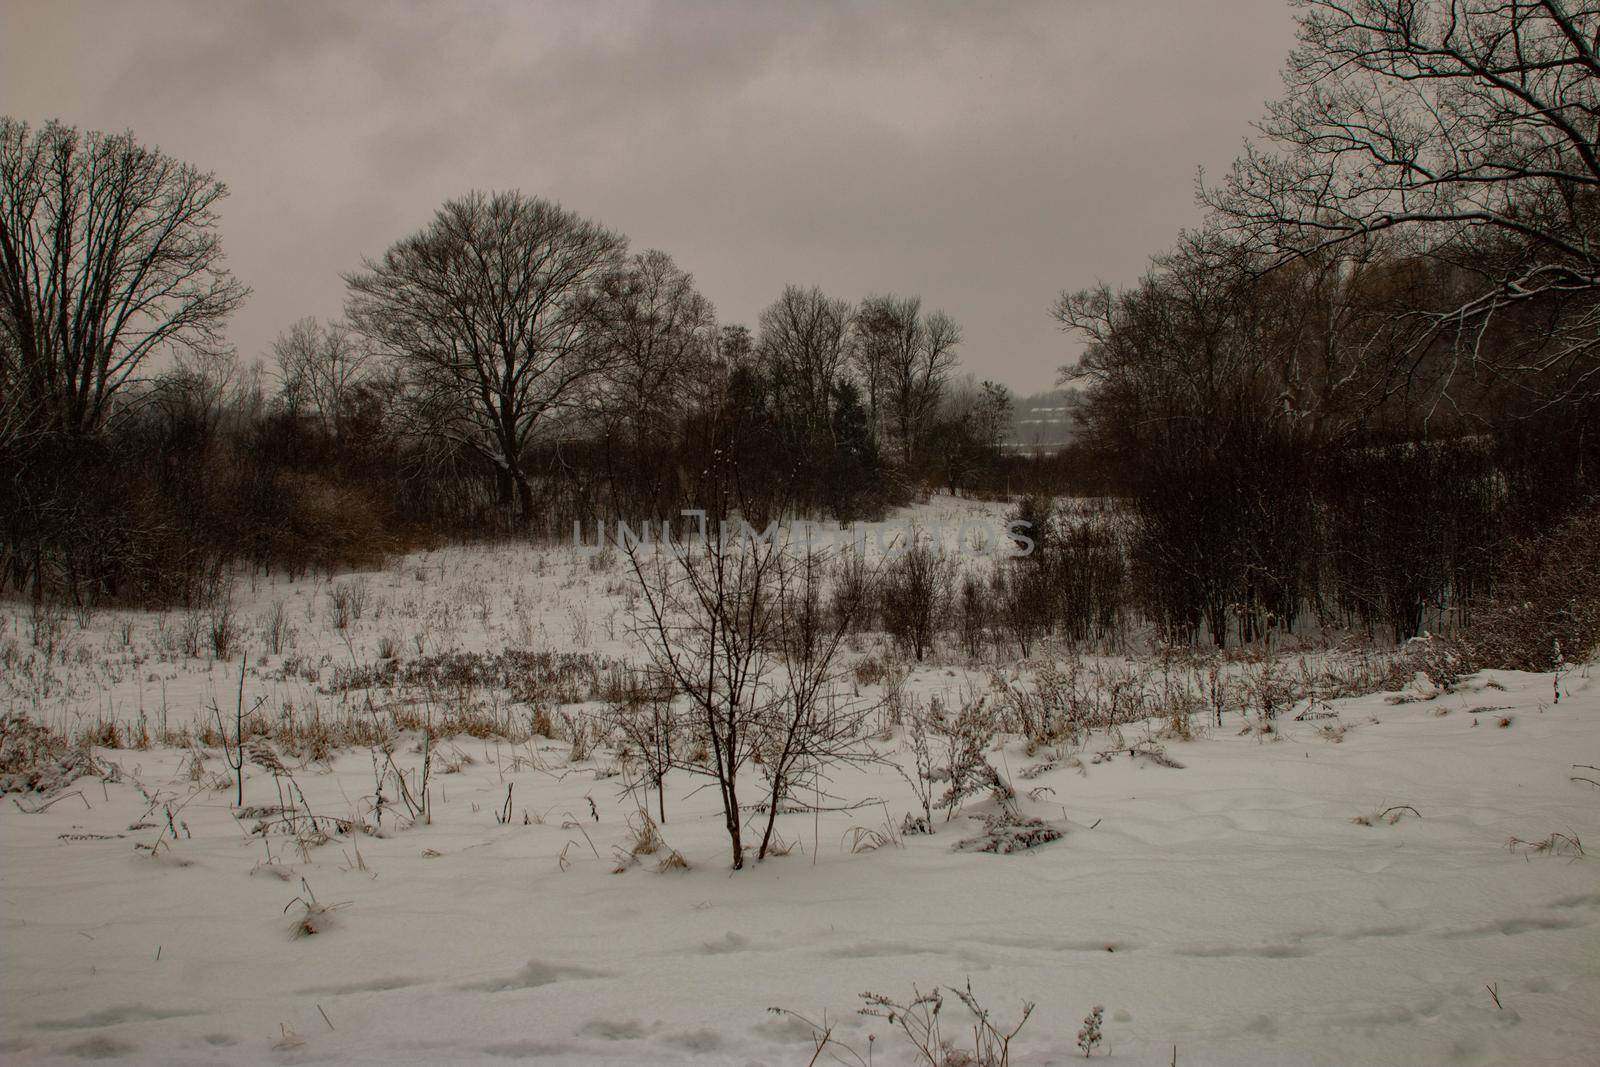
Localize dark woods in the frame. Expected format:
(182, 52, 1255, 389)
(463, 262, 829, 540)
(1045, 1, 1600, 655)
(1055, 241, 1598, 648)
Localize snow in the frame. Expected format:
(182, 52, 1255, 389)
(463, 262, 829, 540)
(2, 505, 1596, 1065)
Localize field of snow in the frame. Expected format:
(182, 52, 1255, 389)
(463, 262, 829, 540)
(1, 499, 1596, 1065)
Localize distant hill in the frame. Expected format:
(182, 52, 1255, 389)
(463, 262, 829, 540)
(1004, 388, 1083, 452)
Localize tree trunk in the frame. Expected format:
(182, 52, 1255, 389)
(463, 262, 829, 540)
(516, 472, 534, 524)
(757, 772, 784, 861)
(722, 772, 743, 870)
(494, 466, 515, 514)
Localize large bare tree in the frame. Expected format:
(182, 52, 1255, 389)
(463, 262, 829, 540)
(1211, 0, 1600, 409)
(345, 190, 625, 520)
(757, 285, 853, 435)
(590, 250, 717, 514)
(852, 294, 917, 449)
(594, 250, 714, 428)
(859, 294, 960, 466)
(0, 118, 247, 439)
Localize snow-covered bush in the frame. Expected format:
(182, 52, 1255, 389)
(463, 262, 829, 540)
(954, 811, 1062, 854)
(0, 713, 100, 794)
(931, 694, 1004, 821)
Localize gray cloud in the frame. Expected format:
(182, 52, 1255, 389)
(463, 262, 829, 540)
(1, 0, 1297, 392)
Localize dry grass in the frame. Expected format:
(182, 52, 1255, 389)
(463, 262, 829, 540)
(1506, 832, 1584, 859)
(0, 714, 101, 794)
(285, 879, 350, 938)
(1352, 805, 1420, 827)
(774, 978, 1035, 1067)
(36, 645, 638, 763)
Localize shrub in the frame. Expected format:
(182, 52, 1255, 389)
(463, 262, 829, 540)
(882, 540, 952, 661)
(992, 563, 1048, 659)
(830, 546, 875, 633)
(1461, 497, 1600, 671)
(1048, 508, 1126, 645)
(209, 594, 239, 660)
(957, 571, 993, 658)
(261, 601, 293, 655)
(266, 477, 415, 581)
(329, 580, 369, 630)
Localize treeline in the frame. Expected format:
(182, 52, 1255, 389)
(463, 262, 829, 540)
(1046, 252, 1595, 647)
(1049, 0, 1600, 650)
(0, 123, 1014, 608)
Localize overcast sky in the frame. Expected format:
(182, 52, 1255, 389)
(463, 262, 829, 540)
(2, 0, 1296, 394)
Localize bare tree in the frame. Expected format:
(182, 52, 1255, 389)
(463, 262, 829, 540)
(591, 250, 716, 506)
(717, 323, 754, 366)
(682, 323, 754, 423)
(0, 335, 28, 456)
(1211, 0, 1600, 409)
(861, 294, 961, 466)
(0, 118, 248, 438)
(345, 190, 626, 520)
(271, 317, 373, 442)
(624, 522, 785, 870)
(624, 519, 881, 867)
(918, 310, 962, 421)
(852, 294, 915, 449)
(758, 285, 853, 435)
(596, 250, 714, 416)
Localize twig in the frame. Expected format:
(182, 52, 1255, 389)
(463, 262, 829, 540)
(561, 816, 601, 859)
(12, 790, 90, 813)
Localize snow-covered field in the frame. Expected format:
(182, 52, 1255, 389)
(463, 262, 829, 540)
(2, 499, 1596, 1065)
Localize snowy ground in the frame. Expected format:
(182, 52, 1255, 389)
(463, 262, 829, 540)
(0, 497, 1014, 745)
(1, 502, 1596, 1065)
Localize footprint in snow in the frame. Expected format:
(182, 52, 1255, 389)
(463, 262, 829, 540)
(460, 959, 608, 992)
(59, 1034, 138, 1060)
(660, 1028, 725, 1053)
(578, 1019, 652, 1041)
(480, 1038, 580, 1058)
(696, 931, 750, 954)
(295, 975, 424, 996)
(1175, 942, 1313, 959)
(32, 1006, 199, 1031)
(1435, 915, 1582, 939)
